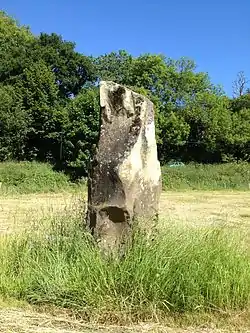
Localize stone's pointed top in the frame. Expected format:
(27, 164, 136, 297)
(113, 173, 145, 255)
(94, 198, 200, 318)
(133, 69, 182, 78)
(99, 81, 153, 106)
(100, 80, 115, 85)
(100, 80, 120, 90)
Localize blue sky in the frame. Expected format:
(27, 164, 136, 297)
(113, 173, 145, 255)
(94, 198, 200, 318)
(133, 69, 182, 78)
(1, 0, 249, 96)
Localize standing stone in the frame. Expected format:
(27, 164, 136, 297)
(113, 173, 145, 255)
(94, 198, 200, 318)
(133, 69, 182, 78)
(86, 81, 161, 251)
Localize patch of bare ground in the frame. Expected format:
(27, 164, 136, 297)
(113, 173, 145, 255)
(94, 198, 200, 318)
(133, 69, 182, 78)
(0, 308, 249, 333)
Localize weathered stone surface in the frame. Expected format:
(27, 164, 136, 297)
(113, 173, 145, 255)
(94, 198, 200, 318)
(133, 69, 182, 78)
(86, 81, 161, 251)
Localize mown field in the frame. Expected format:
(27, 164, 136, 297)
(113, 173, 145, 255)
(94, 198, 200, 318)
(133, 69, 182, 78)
(0, 162, 249, 333)
(0, 191, 250, 234)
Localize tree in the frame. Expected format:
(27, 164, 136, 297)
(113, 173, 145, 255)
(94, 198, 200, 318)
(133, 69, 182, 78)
(36, 33, 95, 98)
(63, 87, 100, 178)
(181, 93, 232, 162)
(18, 61, 65, 161)
(0, 12, 95, 99)
(228, 94, 250, 161)
(230, 108, 250, 161)
(0, 84, 29, 160)
(157, 112, 190, 162)
(0, 12, 97, 170)
(94, 50, 133, 85)
(230, 93, 250, 113)
(232, 71, 248, 98)
(0, 11, 34, 84)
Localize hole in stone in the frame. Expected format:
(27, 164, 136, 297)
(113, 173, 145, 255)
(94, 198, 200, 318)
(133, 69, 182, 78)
(100, 206, 128, 223)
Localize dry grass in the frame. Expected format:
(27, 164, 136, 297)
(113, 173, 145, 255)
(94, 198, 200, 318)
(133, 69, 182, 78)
(0, 307, 249, 333)
(0, 193, 86, 234)
(0, 191, 249, 234)
(160, 191, 250, 228)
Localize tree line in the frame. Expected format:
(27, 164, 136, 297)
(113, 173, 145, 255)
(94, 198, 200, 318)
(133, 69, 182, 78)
(0, 11, 249, 178)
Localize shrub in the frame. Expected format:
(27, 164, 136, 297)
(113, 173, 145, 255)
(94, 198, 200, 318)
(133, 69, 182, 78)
(0, 161, 71, 194)
(162, 163, 250, 190)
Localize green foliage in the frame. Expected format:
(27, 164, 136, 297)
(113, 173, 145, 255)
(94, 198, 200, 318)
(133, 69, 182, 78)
(230, 93, 250, 112)
(0, 162, 248, 193)
(94, 50, 133, 84)
(0, 84, 28, 160)
(129, 54, 169, 95)
(0, 161, 71, 194)
(36, 33, 95, 98)
(0, 11, 249, 173)
(63, 87, 100, 178)
(231, 108, 250, 156)
(158, 112, 190, 162)
(0, 12, 95, 174)
(162, 163, 250, 190)
(227, 94, 250, 161)
(95, 51, 236, 163)
(18, 60, 65, 161)
(0, 212, 249, 318)
(181, 93, 232, 162)
(0, 11, 34, 84)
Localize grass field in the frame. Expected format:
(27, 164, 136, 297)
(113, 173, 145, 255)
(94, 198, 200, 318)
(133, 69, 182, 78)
(0, 191, 249, 234)
(0, 190, 249, 332)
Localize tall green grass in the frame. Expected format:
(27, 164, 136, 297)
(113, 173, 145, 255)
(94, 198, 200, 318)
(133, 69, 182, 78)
(162, 163, 250, 190)
(0, 210, 249, 321)
(0, 161, 74, 194)
(0, 161, 249, 194)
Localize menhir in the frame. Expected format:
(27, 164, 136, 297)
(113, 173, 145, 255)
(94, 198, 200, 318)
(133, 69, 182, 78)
(86, 81, 161, 252)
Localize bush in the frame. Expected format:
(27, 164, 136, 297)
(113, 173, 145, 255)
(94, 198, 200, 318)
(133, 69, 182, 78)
(0, 161, 71, 194)
(0, 210, 249, 321)
(162, 163, 250, 190)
